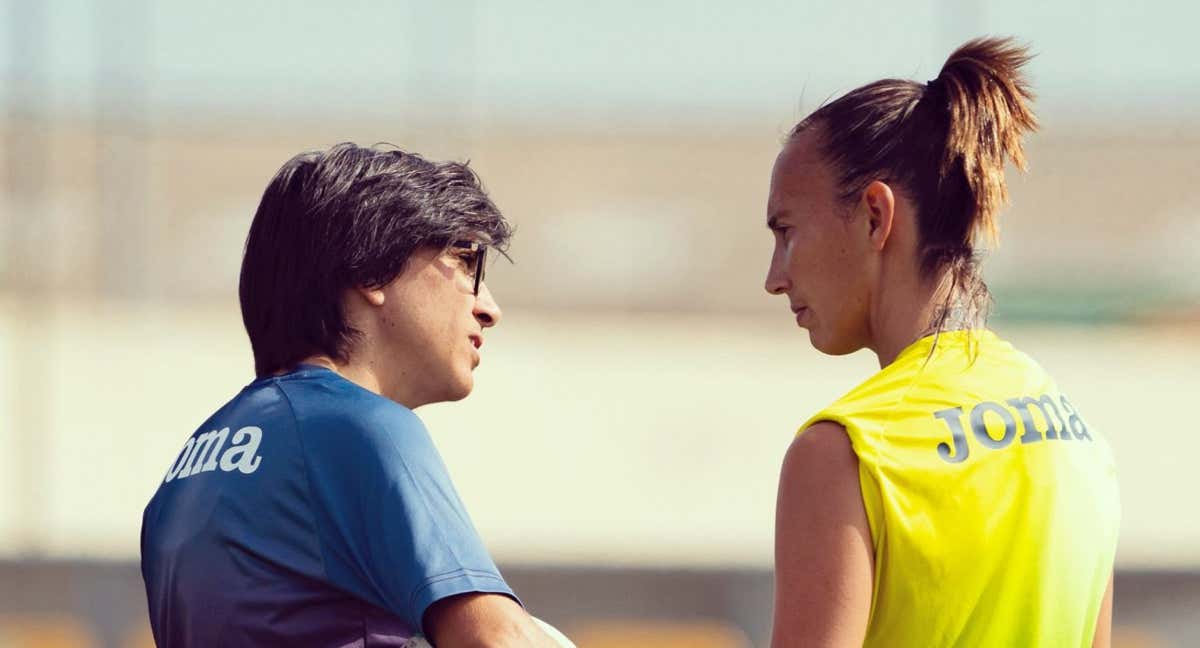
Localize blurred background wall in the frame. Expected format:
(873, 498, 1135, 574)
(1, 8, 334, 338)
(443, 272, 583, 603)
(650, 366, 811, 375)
(1, 1, 1198, 646)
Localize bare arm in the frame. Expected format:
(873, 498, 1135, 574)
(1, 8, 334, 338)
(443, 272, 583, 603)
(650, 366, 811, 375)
(771, 422, 874, 648)
(423, 592, 560, 648)
(1091, 572, 1113, 648)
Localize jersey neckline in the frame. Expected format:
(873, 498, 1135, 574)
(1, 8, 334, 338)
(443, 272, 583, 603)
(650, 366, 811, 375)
(890, 328, 998, 367)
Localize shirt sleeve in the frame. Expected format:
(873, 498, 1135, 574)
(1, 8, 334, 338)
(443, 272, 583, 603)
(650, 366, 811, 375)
(295, 400, 518, 634)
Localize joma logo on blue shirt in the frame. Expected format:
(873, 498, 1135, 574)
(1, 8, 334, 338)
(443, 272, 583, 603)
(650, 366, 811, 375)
(933, 394, 1092, 463)
(164, 426, 264, 482)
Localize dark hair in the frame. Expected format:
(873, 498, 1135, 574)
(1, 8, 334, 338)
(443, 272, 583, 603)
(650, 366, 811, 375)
(791, 37, 1038, 328)
(239, 142, 511, 377)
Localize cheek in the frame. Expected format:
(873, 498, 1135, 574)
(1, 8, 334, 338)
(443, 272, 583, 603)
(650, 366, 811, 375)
(826, 249, 872, 323)
(803, 241, 862, 311)
(380, 293, 443, 350)
(781, 239, 812, 281)
(785, 239, 830, 292)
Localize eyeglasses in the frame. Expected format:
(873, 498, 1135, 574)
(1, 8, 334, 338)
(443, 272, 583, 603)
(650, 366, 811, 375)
(450, 240, 487, 296)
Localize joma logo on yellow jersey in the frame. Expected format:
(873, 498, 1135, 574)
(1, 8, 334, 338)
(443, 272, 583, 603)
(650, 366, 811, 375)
(932, 394, 1091, 463)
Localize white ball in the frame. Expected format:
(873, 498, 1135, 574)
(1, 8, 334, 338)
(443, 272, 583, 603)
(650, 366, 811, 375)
(534, 617, 576, 647)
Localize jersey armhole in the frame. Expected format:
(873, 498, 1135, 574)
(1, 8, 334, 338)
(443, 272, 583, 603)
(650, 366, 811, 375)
(795, 415, 886, 623)
(799, 412, 876, 467)
(799, 413, 885, 553)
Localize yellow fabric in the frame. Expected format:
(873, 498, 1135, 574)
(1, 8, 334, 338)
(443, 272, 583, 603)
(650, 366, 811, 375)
(800, 329, 1119, 648)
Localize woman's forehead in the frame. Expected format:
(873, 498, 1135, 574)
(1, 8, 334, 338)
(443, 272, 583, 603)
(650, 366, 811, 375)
(771, 135, 837, 212)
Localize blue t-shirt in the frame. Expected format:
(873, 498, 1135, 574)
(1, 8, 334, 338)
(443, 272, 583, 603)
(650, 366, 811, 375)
(140, 365, 516, 647)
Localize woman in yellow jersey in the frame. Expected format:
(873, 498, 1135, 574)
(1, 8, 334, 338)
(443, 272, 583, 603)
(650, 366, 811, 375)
(764, 38, 1119, 648)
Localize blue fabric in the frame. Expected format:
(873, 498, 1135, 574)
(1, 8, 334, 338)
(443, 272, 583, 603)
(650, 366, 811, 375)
(141, 365, 516, 647)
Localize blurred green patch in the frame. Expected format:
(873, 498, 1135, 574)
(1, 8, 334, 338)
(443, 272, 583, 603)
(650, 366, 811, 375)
(990, 282, 1197, 324)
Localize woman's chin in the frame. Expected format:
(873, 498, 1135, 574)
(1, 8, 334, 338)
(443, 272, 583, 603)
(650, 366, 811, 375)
(808, 329, 860, 357)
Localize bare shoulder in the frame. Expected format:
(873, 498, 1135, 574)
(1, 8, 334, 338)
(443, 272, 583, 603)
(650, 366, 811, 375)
(772, 421, 873, 646)
(776, 419, 869, 555)
(781, 420, 858, 482)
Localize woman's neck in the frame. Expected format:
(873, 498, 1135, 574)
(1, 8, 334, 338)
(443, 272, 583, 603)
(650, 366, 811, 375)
(869, 269, 961, 368)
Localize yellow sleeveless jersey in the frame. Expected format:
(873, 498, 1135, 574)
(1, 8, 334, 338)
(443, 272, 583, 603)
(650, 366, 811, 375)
(800, 329, 1119, 648)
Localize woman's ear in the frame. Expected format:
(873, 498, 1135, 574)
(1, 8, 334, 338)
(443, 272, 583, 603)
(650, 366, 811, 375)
(859, 180, 896, 251)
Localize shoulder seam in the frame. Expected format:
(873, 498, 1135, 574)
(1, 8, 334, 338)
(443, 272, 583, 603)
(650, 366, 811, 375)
(271, 380, 334, 583)
(871, 359, 933, 471)
(805, 358, 926, 467)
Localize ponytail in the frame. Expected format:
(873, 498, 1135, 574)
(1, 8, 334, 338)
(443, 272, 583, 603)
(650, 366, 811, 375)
(790, 36, 1038, 328)
(932, 38, 1038, 247)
